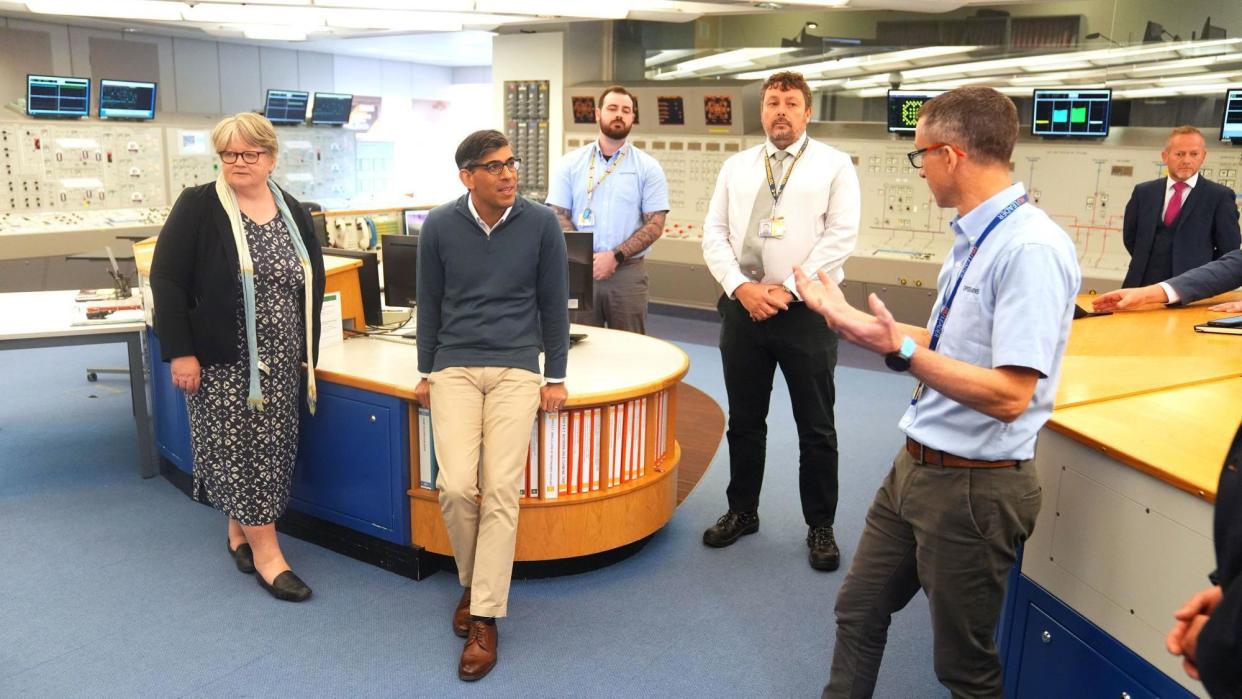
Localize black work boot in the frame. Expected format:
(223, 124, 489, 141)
(702, 511, 760, 548)
(807, 525, 841, 571)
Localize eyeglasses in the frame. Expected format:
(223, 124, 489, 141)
(906, 143, 965, 169)
(219, 150, 266, 164)
(467, 157, 522, 176)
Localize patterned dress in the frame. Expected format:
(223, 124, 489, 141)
(187, 213, 305, 526)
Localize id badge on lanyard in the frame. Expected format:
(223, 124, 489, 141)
(759, 217, 786, 239)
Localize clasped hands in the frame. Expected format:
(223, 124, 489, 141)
(734, 282, 794, 322)
(1165, 584, 1222, 680)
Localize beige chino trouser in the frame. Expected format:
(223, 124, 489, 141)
(429, 366, 542, 618)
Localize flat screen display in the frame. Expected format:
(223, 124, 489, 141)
(381, 234, 418, 308)
(565, 231, 594, 313)
(27, 74, 90, 118)
(99, 79, 156, 120)
(311, 92, 352, 125)
(264, 89, 309, 125)
(403, 209, 429, 235)
(1031, 89, 1111, 137)
(886, 90, 942, 134)
(1220, 89, 1242, 142)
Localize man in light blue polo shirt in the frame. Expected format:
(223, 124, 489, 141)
(794, 87, 1080, 698)
(547, 85, 669, 334)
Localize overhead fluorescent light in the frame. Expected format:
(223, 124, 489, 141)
(473, 0, 627, 19)
(26, 0, 185, 21)
(183, 4, 324, 24)
(315, 0, 473, 8)
(241, 25, 311, 41)
(645, 49, 699, 68)
(320, 9, 464, 31)
(732, 45, 977, 80)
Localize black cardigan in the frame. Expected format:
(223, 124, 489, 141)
(149, 182, 326, 367)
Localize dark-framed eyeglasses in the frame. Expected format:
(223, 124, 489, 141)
(467, 157, 522, 176)
(219, 150, 266, 164)
(906, 143, 966, 169)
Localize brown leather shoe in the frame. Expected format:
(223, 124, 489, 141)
(452, 588, 471, 638)
(458, 620, 498, 681)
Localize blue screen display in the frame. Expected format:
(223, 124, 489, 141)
(1221, 89, 1242, 142)
(27, 75, 90, 118)
(311, 93, 353, 125)
(99, 79, 157, 120)
(264, 89, 309, 125)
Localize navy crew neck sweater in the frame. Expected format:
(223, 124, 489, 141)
(416, 194, 570, 379)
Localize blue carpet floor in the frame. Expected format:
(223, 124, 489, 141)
(0, 318, 944, 698)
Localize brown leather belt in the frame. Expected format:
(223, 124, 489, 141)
(905, 437, 1019, 469)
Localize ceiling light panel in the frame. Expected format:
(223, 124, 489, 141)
(26, 0, 186, 21)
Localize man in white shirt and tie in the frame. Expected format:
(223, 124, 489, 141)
(1119, 125, 1240, 289)
(700, 71, 860, 571)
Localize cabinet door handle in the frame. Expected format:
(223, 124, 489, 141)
(369, 415, 377, 423)
(1041, 630, 1051, 644)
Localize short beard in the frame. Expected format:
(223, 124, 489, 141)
(600, 119, 632, 140)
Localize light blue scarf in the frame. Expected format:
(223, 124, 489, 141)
(215, 175, 317, 414)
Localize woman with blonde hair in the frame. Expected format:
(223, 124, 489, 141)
(150, 112, 325, 601)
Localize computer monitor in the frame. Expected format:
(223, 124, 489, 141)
(381, 234, 418, 308)
(403, 209, 429, 236)
(98, 79, 156, 120)
(26, 74, 90, 118)
(1031, 89, 1111, 138)
(565, 232, 594, 313)
(310, 92, 352, 126)
(1221, 89, 1242, 143)
(325, 248, 382, 327)
(264, 89, 309, 125)
(886, 90, 943, 134)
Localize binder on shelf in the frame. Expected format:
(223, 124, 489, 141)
(609, 405, 620, 487)
(558, 411, 569, 495)
(417, 407, 438, 490)
(541, 411, 559, 500)
(639, 397, 648, 477)
(591, 406, 602, 491)
(569, 411, 581, 494)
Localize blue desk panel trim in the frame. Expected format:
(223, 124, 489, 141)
(1001, 574, 1196, 698)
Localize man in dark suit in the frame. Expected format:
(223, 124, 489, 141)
(1091, 248, 1242, 313)
(1121, 125, 1240, 289)
(1166, 422, 1242, 698)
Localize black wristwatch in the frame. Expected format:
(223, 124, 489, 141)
(613, 249, 626, 264)
(884, 336, 917, 372)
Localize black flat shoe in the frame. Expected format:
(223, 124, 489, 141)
(257, 570, 312, 602)
(228, 541, 256, 574)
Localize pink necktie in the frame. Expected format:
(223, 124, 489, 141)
(1163, 181, 1188, 227)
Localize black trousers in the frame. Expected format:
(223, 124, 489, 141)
(717, 294, 840, 526)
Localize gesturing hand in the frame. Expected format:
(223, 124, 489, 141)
(793, 267, 902, 355)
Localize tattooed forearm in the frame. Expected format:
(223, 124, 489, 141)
(548, 204, 575, 231)
(617, 210, 667, 258)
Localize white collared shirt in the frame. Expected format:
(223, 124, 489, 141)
(1163, 172, 1199, 218)
(466, 194, 512, 236)
(702, 131, 860, 298)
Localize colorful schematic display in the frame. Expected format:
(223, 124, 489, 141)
(1220, 89, 1242, 142)
(1032, 89, 1111, 137)
(99, 79, 156, 120)
(886, 90, 942, 133)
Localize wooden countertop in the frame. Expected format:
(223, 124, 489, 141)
(314, 324, 689, 406)
(132, 236, 361, 278)
(1050, 290, 1242, 501)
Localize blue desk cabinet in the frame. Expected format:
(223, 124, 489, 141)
(1002, 576, 1195, 698)
(149, 328, 411, 546)
(147, 330, 193, 473)
(291, 381, 411, 546)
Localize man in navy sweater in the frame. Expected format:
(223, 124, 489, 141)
(415, 129, 570, 681)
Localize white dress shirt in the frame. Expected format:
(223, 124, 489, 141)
(1157, 172, 1200, 303)
(701, 131, 860, 298)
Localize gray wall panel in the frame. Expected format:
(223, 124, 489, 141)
(173, 38, 222, 115)
(218, 43, 262, 115)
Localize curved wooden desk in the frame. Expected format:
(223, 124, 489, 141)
(1002, 291, 1242, 698)
(315, 326, 696, 563)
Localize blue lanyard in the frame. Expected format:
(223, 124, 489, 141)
(927, 195, 1027, 352)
